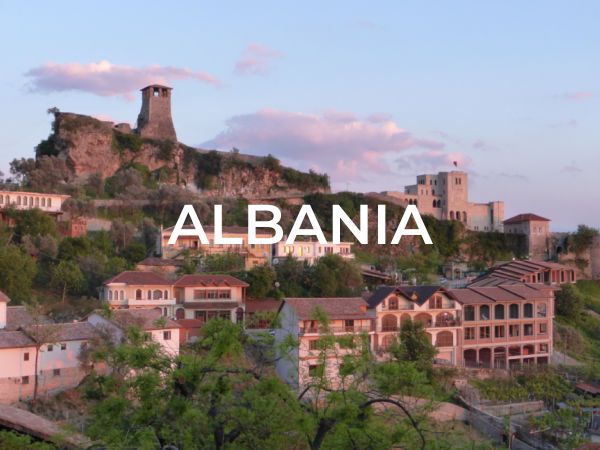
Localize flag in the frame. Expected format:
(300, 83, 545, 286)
(453, 161, 458, 167)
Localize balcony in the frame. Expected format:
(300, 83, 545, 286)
(299, 325, 371, 335)
(108, 298, 176, 307)
(431, 318, 461, 328)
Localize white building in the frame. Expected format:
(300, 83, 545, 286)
(273, 239, 354, 265)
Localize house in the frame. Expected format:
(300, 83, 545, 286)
(159, 225, 272, 269)
(0, 191, 70, 226)
(449, 284, 555, 369)
(366, 285, 462, 365)
(469, 260, 576, 287)
(503, 213, 551, 260)
(274, 297, 373, 390)
(173, 274, 248, 323)
(87, 309, 180, 356)
(245, 298, 281, 329)
(273, 239, 354, 265)
(101, 271, 176, 317)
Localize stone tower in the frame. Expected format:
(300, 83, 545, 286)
(136, 85, 177, 142)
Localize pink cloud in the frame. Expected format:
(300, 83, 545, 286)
(396, 150, 471, 171)
(557, 91, 593, 101)
(25, 60, 220, 99)
(203, 109, 446, 183)
(234, 44, 283, 76)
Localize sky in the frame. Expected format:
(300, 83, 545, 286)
(0, 1, 599, 231)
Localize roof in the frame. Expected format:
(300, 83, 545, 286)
(163, 224, 272, 235)
(504, 213, 550, 224)
(49, 322, 98, 341)
(174, 274, 249, 288)
(448, 284, 554, 305)
(246, 299, 281, 314)
(0, 331, 35, 349)
(0, 291, 9, 303)
(175, 319, 205, 328)
(5, 306, 35, 331)
(141, 84, 172, 91)
(182, 302, 240, 310)
(469, 259, 574, 285)
(104, 271, 171, 286)
(282, 297, 369, 320)
(106, 309, 180, 330)
(366, 285, 442, 308)
(137, 257, 184, 268)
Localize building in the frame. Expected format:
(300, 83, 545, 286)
(136, 84, 177, 142)
(469, 260, 576, 287)
(449, 284, 555, 369)
(273, 239, 354, 265)
(245, 299, 281, 329)
(87, 309, 180, 357)
(504, 213, 551, 260)
(366, 285, 462, 365)
(382, 171, 504, 231)
(0, 191, 70, 226)
(160, 225, 273, 269)
(274, 297, 374, 390)
(173, 274, 248, 323)
(101, 271, 176, 317)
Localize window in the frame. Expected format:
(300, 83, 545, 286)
(60, 343, 67, 350)
(388, 296, 399, 310)
(163, 331, 171, 340)
(509, 324, 520, 337)
(344, 320, 354, 332)
(509, 304, 519, 319)
(309, 340, 320, 350)
(494, 325, 505, 338)
(47, 344, 53, 352)
(21, 376, 29, 385)
(479, 326, 490, 339)
(494, 304, 505, 320)
(479, 305, 490, 321)
(464, 306, 475, 321)
(308, 364, 323, 378)
(539, 323, 548, 334)
(23, 352, 29, 361)
(524, 324, 533, 336)
(523, 303, 533, 318)
(539, 343, 548, 353)
(464, 327, 475, 340)
(429, 295, 443, 309)
(53, 368, 61, 377)
(537, 303, 547, 318)
(135, 289, 142, 300)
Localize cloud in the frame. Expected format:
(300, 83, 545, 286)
(203, 109, 447, 183)
(234, 44, 282, 76)
(556, 91, 593, 101)
(25, 60, 220, 99)
(396, 150, 471, 172)
(562, 164, 582, 174)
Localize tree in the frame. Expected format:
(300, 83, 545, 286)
(50, 260, 85, 304)
(120, 241, 148, 264)
(389, 319, 437, 374)
(555, 284, 585, 322)
(245, 264, 276, 298)
(274, 256, 306, 296)
(568, 224, 599, 255)
(109, 219, 136, 251)
(203, 253, 245, 272)
(8, 208, 57, 241)
(0, 245, 37, 303)
(309, 254, 364, 297)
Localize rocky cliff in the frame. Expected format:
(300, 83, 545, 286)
(36, 111, 329, 197)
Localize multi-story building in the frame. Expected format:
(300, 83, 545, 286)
(273, 239, 354, 265)
(173, 274, 248, 323)
(382, 171, 504, 232)
(0, 190, 70, 226)
(503, 213, 551, 260)
(469, 259, 576, 287)
(274, 297, 374, 390)
(159, 225, 272, 269)
(366, 286, 462, 365)
(101, 271, 177, 317)
(449, 284, 555, 369)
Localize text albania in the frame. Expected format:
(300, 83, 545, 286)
(168, 204, 433, 246)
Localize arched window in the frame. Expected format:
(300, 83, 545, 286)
(381, 315, 398, 332)
(388, 296, 399, 310)
(135, 289, 142, 300)
(47, 198, 52, 207)
(108, 290, 113, 301)
(524, 303, 533, 318)
(462, 211, 467, 222)
(436, 331, 453, 347)
(494, 304, 505, 320)
(479, 305, 490, 320)
(432, 200, 436, 208)
(120, 290, 124, 300)
(147, 290, 151, 300)
(414, 200, 418, 207)
(464, 306, 475, 321)
(414, 313, 432, 327)
(175, 308, 185, 320)
(449, 211, 455, 220)
(236, 307, 244, 323)
(16, 196, 21, 205)
(41, 198, 46, 207)
(164, 290, 169, 299)
(509, 304, 519, 319)
(153, 290, 163, 300)
(34, 197, 39, 207)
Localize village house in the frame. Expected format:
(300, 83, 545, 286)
(173, 274, 247, 323)
(159, 225, 272, 269)
(469, 259, 576, 287)
(274, 297, 374, 390)
(273, 239, 354, 265)
(0, 190, 70, 226)
(101, 271, 176, 317)
(449, 284, 555, 369)
(503, 213, 551, 260)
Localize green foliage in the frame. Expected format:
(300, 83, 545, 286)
(203, 252, 245, 272)
(389, 320, 437, 374)
(282, 167, 329, 191)
(308, 253, 364, 297)
(155, 139, 175, 161)
(194, 150, 223, 189)
(0, 430, 55, 449)
(555, 283, 585, 322)
(274, 256, 306, 297)
(50, 260, 85, 302)
(245, 264, 276, 298)
(0, 245, 37, 303)
(7, 208, 58, 241)
(111, 130, 144, 155)
(465, 231, 527, 265)
(568, 224, 599, 255)
(120, 241, 148, 264)
(528, 406, 588, 449)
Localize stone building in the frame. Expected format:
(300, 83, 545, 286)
(136, 84, 177, 141)
(503, 213, 551, 260)
(382, 171, 504, 231)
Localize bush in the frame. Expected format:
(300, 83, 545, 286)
(112, 130, 144, 155)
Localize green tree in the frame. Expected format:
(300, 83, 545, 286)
(203, 252, 245, 272)
(120, 241, 148, 264)
(0, 245, 37, 303)
(50, 260, 85, 304)
(8, 208, 57, 241)
(555, 284, 585, 322)
(389, 319, 437, 374)
(246, 264, 276, 298)
(568, 224, 599, 255)
(309, 254, 364, 297)
(274, 256, 306, 297)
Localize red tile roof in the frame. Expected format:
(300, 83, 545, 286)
(0, 291, 9, 303)
(174, 274, 248, 288)
(182, 302, 240, 310)
(107, 309, 180, 331)
(283, 297, 369, 320)
(175, 319, 205, 328)
(503, 213, 550, 224)
(449, 284, 554, 305)
(104, 271, 171, 286)
(469, 259, 574, 285)
(246, 299, 282, 314)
